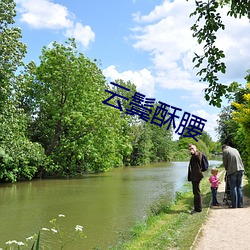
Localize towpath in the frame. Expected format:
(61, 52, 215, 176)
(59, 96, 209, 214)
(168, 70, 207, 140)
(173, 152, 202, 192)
(192, 173, 250, 250)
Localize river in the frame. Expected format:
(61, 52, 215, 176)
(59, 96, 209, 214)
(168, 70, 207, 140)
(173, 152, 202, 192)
(0, 159, 222, 249)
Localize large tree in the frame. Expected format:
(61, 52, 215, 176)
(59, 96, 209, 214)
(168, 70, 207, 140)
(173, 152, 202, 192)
(216, 106, 240, 146)
(24, 39, 128, 175)
(190, 0, 250, 107)
(231, 74, 250, 176)
(102, 80, 174, 165)
(0, 0, 26, 107)
(0, 0, 47, 182)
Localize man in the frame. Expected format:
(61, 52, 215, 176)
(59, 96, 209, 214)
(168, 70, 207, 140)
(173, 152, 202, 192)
(188, 143, 204, 214)
(222, 144, 244, 208)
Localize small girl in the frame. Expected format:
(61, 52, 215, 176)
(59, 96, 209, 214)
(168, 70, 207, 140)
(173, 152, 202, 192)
(209, 168, 220, 206)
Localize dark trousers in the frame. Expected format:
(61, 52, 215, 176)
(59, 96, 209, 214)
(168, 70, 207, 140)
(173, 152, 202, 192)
(192, 181, 202, 212)
(228, 170, 244, 208)
(211, 187, 218, 205)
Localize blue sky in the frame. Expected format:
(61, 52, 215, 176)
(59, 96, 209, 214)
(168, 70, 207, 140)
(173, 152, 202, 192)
(14, 0, 250, 141)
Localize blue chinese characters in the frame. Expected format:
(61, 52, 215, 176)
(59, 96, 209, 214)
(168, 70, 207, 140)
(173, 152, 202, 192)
(103, 82, 207, 142)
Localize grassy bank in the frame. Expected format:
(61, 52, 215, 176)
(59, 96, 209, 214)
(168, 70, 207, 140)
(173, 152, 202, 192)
(111, 169, 225, 250)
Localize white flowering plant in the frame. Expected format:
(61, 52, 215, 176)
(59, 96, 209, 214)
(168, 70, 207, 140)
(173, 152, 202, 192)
(1, 214, 86, 249)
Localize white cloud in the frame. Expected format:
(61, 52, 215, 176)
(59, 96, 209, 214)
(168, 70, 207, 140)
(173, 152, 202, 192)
(16, 0, 95, 48)
(103, 65, 155, 97)
(127, 0, 249, 141)
(16, 0, 73, 29)
(130, 0, 250, 91)
(214, 7, 250, 81)
(132, 1, 175, 23)
(65, 22, 95, 48)
(192, 110, 219, 141)
(129, 0, 203, 97)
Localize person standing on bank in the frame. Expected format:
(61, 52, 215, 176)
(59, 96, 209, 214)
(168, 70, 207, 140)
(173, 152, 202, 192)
(209, 168, 220, 206)
(188, 143, 204, 214)
(222, 144, 244, 208)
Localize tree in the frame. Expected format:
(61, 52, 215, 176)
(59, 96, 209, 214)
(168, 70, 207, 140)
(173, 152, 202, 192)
(0, 0, 47, 182)
(149, 121, 174, 162)
(0, 0, 27, 108)
(196, 130, 213, 149)
(104, 79, 138, 166)
(103, 82, 175, 165)
(215, 72, 250, 176)
(216, 73, 250, 148)
(209, 141, 221, 154)
(190, 0, 250, 107)
(231, 78, 250, 176)
(24, 39, 128, 175)
(216, 106, 239, 146)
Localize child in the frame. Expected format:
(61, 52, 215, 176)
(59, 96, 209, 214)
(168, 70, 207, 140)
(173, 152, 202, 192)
(209, 168, 220, 206)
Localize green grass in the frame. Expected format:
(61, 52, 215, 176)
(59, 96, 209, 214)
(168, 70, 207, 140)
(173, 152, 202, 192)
(111, 171, 225, 250)
(243, 177, 250, 197)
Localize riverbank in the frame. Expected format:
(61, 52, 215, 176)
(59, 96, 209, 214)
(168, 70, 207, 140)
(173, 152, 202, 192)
(112, 168, 224, 249)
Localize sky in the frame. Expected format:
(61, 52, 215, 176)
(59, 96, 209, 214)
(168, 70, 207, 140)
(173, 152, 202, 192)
(14, 0, 250, 141)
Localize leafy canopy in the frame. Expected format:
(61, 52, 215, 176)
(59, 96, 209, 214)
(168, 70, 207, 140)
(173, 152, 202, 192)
(189, 0, 250, 107)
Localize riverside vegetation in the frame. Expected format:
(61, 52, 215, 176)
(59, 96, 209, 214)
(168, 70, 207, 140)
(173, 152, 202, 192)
(1, 1, 249, 184)
(0, 0, 221, 183)
(1, 0, 250, 249)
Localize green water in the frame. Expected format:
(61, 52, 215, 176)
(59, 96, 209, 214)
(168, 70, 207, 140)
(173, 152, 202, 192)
(0, 160, 221, 249)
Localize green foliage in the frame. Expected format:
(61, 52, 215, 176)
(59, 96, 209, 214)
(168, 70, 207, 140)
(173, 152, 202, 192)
(149, 121, 174, 162)
(209, 141, 222, 154)
(223, 0, 250, 19)
(0, 0, 47, 182)
(216, 72, 250, 177)
(231, 75, 250, 176)
(177, 137, 209, 156)
(0, 0, 223, 182)
(177, 127, 211, 156)
(190, 0, 226, 107)
(189, 0, 250, 107)
(24, 39, 128, 175)
(126, 117, 174, 166)
(196, 131, 213, 147)
(103, 82, 175, 167)
(0, 0, 27, 106)
(0, 108, 50, 182)
(216, 106, 240, 147)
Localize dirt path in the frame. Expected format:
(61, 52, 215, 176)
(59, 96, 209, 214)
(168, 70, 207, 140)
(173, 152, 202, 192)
(192, 173, 250, 250)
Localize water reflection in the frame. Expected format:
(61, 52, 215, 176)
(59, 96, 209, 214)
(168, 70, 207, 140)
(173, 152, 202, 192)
(0, 159, 221, 249)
